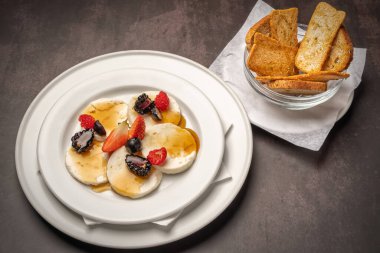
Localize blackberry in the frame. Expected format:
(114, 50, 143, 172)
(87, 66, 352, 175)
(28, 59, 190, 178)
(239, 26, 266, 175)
(125, 155, 151, 177)
(133, 93, 153, 115)
(71, 129, 94, 153)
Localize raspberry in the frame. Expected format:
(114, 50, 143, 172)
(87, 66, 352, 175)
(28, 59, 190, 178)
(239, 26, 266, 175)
(155, 91, 170, 111)
(78, 114, 96, 129)
(147, 147, 167, 165)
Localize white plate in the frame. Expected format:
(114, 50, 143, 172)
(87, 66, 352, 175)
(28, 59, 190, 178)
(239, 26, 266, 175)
(15, 51, 253, 248)
(37, 68, 224, 224)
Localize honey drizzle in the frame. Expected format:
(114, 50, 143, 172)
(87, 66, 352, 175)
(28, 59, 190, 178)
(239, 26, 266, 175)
(161, 110, 181, 125)
(67, 141, 107, 183)
(91, 182, 111, 192)
(111, 166, 147, 197)
(176, 114, 200, 153)
(185, 128, 200, 152)
(178, 114, 186, 128)
(82, 101, 126, 133)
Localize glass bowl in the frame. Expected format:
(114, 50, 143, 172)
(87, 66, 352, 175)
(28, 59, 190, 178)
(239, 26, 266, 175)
(243, 25, 344, 110)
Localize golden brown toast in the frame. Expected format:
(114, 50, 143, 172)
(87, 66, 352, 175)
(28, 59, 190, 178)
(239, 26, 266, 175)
(270, 8, 298, 47)
(295, 2, 346, 73)
(256, 71, 349, 83)
(323, 26, 353, 71)
(245, 15, 271, 50)
(267, 80, 327, 95)
(247, 33, 298, 76)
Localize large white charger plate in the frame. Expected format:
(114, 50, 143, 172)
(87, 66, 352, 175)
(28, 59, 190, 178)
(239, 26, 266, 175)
(37, 68, 224, 224)
(15, 51, 253, 248)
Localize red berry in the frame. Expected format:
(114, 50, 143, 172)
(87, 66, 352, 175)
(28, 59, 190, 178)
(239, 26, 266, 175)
(155, 91, 170, 111)
(78, 114, 95, 129)
(128, 115, 146, 140)
(102, 121, 129, 153)
(147, 147, 167, 165)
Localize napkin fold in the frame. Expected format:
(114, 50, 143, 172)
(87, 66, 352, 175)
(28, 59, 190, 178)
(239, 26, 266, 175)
(82, 120, 233, 227)
(209, 0, 367, 151)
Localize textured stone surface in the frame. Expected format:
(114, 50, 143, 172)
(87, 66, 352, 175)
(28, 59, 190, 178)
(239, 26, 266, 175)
(1, 0, 379, 252)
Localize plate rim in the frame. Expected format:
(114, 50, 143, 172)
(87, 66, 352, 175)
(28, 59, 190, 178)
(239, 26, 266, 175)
(15, 50, 253, 248)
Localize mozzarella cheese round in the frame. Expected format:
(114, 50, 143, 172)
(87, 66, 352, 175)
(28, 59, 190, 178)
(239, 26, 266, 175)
(82, 98, 128, 136)
(107, 147, 162, 198)
(65, 141, 109, 185)
(127, 91, 181, 128)
(141, 123, 197, 174)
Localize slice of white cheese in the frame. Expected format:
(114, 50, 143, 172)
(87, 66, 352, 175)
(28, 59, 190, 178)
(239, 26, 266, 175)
(107, 147, 162, 198)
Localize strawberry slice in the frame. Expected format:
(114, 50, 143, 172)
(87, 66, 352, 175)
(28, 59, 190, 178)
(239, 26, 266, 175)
(147, 147, 167, 165)
(128, 115, 145, 140)
(102, 121, 129, 152)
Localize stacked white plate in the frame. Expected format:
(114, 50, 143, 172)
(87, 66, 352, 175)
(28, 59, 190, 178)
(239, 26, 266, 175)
(15, 51, 253, 248)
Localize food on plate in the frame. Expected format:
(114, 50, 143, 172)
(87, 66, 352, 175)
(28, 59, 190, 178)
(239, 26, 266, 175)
(93, 120, 106, 136)
(141, 123, 197, 174)
(267, 80, 327, 95)
(81, 98, 128, 135)
(322, 27, 353, 72)
(78, 114, 96, 129)
(66, 139, 108, 185)
(270, 8, 298, 47)
(295, 2, 346, 73)
(65, 91, 200, 199)
(245, 15, 271, 50)
(125, 137, 142, 154)
(107, 147, 162, 198)
(102, 121, 129, 153)
(128, 115, 146, 140)
(128, 91, 181, 128)
(245, 2, 351, 96)
(147, 147, 167, 166)
(255, 71, 350, 83)
(247, 32, 298, 76)
(65, 98, 127, 186)
(70, 129, 94, 153)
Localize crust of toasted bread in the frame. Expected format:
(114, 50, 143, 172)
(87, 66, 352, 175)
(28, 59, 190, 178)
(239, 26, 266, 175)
(256, 71, 349, 83)
(270, 8, 298, 47)
(247, 33, 298, 76)
(295, 2, 346, 73)
(245, 15, 271, 50)
(323, 26, 353, 72)
(267, 80, 327, 95)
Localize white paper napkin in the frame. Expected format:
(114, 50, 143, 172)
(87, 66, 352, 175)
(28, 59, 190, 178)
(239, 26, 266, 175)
(209, 0, 367, 151)
(82, 121, 233, 227)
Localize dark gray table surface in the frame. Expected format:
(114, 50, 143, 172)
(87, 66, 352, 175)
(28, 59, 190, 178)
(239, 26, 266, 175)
(1, 0, 379, 252)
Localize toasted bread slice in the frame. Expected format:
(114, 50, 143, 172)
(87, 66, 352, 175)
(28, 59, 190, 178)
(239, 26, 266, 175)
(245, 15, 271, 50)
(270, 8, 298, 47)
(323, 26, 353, 71)
(295, 2, 346, 73)
(247, 33, 298, 76)
(267, 80, 327, 95)
(256, 71, 349, 83)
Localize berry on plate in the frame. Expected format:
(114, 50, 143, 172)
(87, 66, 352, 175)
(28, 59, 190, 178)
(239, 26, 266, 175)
(134, 93, 153, 115)
(125, 155, 151, 177)
(102, 121, 129, 152)
(71, 129, 94, 153)
(147, 147, 167, 165)
(78, 114, 96, 129)
(125, 137, 142, 154)
(128, 115, 146, 140)
(154, 91, 170, 111)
